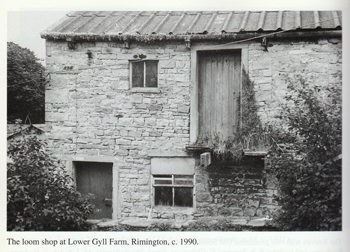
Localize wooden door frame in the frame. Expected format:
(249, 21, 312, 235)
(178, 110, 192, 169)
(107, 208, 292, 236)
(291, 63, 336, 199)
(190, 42, 249, 144)
(64, 155, 120, 220)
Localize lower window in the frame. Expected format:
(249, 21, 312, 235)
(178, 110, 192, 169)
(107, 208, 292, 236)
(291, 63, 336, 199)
(153, 175, 194, 207)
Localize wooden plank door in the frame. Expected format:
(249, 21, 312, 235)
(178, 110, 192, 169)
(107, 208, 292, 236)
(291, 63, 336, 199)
(76, 162, 113, 219)
(198, 50, 241, 140)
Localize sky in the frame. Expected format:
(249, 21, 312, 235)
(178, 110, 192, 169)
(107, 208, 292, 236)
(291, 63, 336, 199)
(7, 11, 70, 61)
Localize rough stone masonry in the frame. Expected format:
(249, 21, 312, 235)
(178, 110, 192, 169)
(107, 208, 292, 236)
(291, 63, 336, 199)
(45, 37, 341, 219)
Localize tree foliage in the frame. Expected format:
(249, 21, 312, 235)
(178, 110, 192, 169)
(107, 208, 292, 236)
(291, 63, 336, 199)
(7, 42, 45, 124)
(7, 136, 94, 231)
(271, 78, 342, 231)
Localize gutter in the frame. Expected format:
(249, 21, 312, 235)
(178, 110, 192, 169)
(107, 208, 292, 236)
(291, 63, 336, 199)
(40, 30, 342, 42)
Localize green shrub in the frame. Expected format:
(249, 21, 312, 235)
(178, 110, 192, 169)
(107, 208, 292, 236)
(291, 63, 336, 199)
(270, 78, 342, 231)
(7, 136, 94, 231)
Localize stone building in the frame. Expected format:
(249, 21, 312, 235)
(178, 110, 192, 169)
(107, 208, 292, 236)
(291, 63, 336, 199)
(41, 11, 342, 221)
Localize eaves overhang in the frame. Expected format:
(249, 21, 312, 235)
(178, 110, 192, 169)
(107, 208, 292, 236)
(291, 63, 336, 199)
(41, 29, 342, 43)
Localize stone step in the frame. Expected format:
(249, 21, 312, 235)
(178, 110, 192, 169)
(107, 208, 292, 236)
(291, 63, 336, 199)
(89, 216, 271, 230)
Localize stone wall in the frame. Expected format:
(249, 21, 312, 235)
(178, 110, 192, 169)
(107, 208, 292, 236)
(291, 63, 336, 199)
(45, 40, 192, 217)
(45, 37, 341, 218)
(195, 156, 279, 218)
(248, 37, 342, 126)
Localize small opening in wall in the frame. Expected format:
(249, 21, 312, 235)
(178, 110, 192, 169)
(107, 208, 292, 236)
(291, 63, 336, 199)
(86, 50, 93, 59)
(153, 175, 194, 207)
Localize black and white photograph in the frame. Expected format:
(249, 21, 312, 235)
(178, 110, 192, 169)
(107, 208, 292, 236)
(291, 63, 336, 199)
(3, 1, 350, 251)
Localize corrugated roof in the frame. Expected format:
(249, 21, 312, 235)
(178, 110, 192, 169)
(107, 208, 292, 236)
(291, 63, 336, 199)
(41, 11, 342, 40)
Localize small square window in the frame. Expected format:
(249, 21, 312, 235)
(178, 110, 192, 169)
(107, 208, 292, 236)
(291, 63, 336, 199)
(153, 175, 194, 207)
(130, 60, 158, 88)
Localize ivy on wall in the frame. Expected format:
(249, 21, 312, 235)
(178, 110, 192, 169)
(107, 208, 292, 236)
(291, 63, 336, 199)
(196, 69, 275, 163)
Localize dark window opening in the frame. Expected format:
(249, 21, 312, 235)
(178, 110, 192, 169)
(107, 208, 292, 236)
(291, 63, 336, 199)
(153, 175, 194, 207)
(174, 187, 193, 207)
(131, 61, 144, 87)
(155, 187, 172, 206)
(131, 60, 158, 88)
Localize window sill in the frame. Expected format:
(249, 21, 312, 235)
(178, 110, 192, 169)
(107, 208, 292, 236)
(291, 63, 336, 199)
(150, 206, 194, 219)
(243, 150, 268, 156)
(185, 145, 212, 152)
(153, 205, 194, 211)
(128, 88, 161, 93)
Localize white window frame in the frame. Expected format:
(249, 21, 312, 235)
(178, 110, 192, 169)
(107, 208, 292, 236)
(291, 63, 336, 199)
(152, 174, 195, 208)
